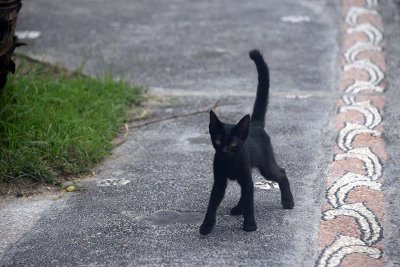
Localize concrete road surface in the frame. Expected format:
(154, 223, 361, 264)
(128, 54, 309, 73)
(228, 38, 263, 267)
(1, 0, 399, 266)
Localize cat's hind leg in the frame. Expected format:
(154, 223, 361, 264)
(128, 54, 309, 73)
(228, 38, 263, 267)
(259, 165, 294, 209)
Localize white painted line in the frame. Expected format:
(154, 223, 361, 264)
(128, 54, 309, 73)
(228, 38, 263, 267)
(254, 180, 279, 190)
(281, 16, 311, 23)
(285, 94, 313, 99)
(98, 178, 131, 186)
(15, 31, 41, 40)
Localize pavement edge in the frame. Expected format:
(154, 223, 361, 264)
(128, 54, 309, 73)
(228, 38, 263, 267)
(316, 0, 387, 266)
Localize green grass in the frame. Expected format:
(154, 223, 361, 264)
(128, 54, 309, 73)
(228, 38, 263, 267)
(0, 58, 144, 184)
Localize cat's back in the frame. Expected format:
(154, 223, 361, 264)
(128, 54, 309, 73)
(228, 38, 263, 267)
(246, 124, 273, 165)
(248, 124, 270, 142)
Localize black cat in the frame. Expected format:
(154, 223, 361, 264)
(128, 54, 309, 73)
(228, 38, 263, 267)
(199, 49, 294, 235)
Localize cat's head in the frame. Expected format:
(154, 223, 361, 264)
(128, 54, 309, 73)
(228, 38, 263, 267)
(209, 110, 250, 158)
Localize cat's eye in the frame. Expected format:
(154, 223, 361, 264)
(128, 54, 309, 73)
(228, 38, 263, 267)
(229, 140, 238, 147)
(215, 138, 222, 145)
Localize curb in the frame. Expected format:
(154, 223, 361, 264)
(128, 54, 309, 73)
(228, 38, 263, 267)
(316, 0, 387, 266)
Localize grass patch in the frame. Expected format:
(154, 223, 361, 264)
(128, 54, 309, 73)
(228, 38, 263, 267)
(0, 57, 144, 185)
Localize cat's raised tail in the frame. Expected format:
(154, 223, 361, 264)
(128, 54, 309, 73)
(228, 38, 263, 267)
(249, 49, 270, 127)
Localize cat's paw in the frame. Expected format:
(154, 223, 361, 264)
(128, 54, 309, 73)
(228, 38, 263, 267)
(230, 206, 243, 216)
(282, 200, 295, 209)
(243, 221, 257, 232)
(199, 221, 215, 235)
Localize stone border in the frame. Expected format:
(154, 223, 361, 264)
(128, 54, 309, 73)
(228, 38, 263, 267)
(316, 0, 386, 266)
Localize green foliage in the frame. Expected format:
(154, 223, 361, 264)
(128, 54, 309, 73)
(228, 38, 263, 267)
(0, 60, 143, 184)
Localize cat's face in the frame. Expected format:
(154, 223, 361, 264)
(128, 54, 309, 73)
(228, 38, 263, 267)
(209, 110, 250, 158)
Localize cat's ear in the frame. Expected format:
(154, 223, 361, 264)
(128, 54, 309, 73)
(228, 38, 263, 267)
(209, 110, 223, 134)
(233, 114, 250, 139)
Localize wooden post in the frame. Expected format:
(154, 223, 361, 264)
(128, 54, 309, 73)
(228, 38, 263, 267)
(0, 0, 22, 90)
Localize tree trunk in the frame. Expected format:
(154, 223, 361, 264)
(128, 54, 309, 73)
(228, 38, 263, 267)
(0, 0, 22, 90)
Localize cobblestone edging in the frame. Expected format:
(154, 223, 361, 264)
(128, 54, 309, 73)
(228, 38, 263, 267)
(316, 0, 387, 266)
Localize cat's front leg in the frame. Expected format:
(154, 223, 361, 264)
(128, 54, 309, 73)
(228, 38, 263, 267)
(200, 177, 227, 235)
(238, 178, 257, 232)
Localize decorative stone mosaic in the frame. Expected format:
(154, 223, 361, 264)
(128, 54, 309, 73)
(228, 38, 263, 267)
(316, 0, 386, 266)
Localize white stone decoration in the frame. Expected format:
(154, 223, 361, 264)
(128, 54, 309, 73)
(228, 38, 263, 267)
(344, 59, 384, 86)
(340, 100, 382, 129)
(344, 42, 382, 63)
(342, 95, 355, 105)
(327, 172, 382, 208)
(319, 1, 386, 265)
(345, 80, 384, 93)
(347, 24, 383, 45)
(366, 0, 379, 9)
(334, 147, 382, 180)
(323, 203, 382, 245)
(345, 7, 378, 26)
(317, 235, 382, 267)
(337, 123, 381, 151)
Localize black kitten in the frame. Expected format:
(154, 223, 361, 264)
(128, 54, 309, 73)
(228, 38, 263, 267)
(199, 50, 294, 235)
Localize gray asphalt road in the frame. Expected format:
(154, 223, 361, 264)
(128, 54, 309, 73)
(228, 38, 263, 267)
(0, 0, 399, 266)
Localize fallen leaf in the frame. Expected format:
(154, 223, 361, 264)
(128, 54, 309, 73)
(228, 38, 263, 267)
(65, 185, 77, 192)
